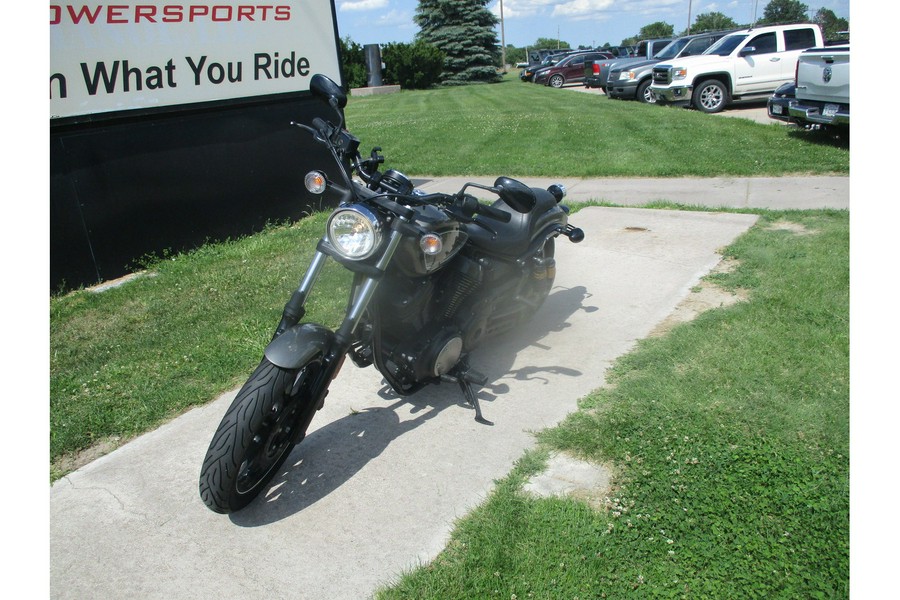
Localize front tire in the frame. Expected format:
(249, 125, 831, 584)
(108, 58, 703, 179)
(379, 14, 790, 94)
(549, 74, 565, 88)
(198, 356, 323, 513)
(636, 80, 655, 104)
(693, 79, 728, 113)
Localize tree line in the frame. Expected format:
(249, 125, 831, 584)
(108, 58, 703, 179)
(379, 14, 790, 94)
(341, 0, 848, 90)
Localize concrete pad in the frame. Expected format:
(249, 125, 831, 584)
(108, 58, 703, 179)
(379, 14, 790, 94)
(50, 207, 758, 599)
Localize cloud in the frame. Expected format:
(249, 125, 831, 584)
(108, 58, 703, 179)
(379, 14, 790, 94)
(376, 9, 414, 28)
(493, 0, 687, 20)
(339, 0, 389, 12)
(551, 0, 615, 19)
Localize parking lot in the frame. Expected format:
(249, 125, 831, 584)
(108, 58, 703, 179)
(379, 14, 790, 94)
(566, 83, 775, 125)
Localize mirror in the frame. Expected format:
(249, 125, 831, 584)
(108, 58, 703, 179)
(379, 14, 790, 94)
(493, 177, 536, 213)
(310, 74, 347, 109)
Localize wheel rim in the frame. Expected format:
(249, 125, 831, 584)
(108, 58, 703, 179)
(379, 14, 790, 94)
(641, 85, 655, 103)
(699, 85, 723, 110)
(235, 366, 314, 495)
(551, 75, 563, 88)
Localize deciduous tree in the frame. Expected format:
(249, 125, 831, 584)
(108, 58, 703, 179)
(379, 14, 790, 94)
(760, 0, 809, 25)
(691, 11, 739, 34)
(639, 21, 674, 40)
(814, 8, 849, 40)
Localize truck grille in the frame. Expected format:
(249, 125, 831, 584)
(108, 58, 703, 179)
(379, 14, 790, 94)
(652, 66, 671, 85)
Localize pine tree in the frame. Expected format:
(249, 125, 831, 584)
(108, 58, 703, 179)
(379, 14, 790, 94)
(414, 0, 502, 85)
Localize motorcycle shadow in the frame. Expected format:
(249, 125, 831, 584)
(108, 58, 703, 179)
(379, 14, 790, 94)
(230, 284, 596, 526)
(473, 284, 597, 404)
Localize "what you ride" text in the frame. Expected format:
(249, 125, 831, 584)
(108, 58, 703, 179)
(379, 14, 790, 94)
(50, 51, 312, 99)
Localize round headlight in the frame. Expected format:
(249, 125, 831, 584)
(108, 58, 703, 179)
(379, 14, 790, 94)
(326, 205, 382, 260)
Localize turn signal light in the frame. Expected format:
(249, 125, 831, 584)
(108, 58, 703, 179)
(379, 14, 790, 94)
(304, 171, 327, 194)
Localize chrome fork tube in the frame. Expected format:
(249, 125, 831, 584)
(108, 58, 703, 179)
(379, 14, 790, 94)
(274, 248, 329, 337)
(334, 229, 404, 345)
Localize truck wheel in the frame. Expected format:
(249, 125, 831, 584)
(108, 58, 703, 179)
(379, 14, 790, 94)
(693, 80, 728, 113)
(636, 80, 655, 104)
(549, 74, 565, 88)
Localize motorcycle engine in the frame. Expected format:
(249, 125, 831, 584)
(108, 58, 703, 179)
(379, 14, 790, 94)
(391, 325, 464, 383)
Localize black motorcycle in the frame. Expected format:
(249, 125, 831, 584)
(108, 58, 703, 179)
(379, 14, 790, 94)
(198, 74, 584, 514)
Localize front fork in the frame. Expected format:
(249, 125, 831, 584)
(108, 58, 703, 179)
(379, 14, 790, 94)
(269, 226, 406, 377)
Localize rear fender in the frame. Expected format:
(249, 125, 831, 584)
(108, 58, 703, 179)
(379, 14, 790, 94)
(264, 323, 335, 370)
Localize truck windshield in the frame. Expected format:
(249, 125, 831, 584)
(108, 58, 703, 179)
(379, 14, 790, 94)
(654, 39, 688, 60)
(705, 34, 747, 56)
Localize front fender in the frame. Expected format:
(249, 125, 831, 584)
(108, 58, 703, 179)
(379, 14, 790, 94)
(264, 323, 335, 370)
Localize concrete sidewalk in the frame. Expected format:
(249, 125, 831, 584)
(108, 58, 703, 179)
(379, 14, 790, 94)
(50, 179, 847, 599)
(413, 175, 849, 211)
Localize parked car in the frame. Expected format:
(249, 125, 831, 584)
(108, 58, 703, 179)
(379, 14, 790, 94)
(535, 51, 614, 87)
(651, 23, 824, 113)
(607, 45, 636, 58)
(606, 31, 732, 103)
(520, 52, 571, 82)
(584, 38, 673, 91)
(768, 44, 849, 130)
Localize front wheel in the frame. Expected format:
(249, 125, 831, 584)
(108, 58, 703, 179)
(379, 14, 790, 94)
(549, 74, 565, 88)
(693, 79, 728, 113)
(636, 80, 655, 104)
(198, 356, 323, 513)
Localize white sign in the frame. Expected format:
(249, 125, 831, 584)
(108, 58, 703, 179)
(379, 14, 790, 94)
(50, 1, 342, 120)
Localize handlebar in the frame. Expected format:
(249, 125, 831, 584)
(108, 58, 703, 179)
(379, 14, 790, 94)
(298, 116, 513, 225)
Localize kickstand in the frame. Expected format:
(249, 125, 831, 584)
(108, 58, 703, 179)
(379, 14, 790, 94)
(449, 364, 493, 426)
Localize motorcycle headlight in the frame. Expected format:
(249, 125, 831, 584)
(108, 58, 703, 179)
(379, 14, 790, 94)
(326, 205, 383, 260)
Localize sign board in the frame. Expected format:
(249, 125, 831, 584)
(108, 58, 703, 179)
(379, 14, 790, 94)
(50, 1, 342, 120)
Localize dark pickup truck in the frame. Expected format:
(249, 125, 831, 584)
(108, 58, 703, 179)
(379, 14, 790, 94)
(584, 37, 673, 91)
(606, 31, 731, 103)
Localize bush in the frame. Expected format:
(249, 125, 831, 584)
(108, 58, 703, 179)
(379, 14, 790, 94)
(339, 36, 367, 91)
(381, 41, 445, 90)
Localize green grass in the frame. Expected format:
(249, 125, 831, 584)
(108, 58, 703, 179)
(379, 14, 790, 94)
(344, 76, 848, 177)
(50, 215, 353, 476)
(376, 210, 849, 598)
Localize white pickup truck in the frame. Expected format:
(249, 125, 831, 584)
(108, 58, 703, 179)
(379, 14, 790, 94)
(767, 44, 849, 130)
(650, 23, 825, 113)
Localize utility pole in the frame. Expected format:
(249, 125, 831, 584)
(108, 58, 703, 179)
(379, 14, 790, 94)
(687, 0, 692, 34)
(499, 0, 506, 71)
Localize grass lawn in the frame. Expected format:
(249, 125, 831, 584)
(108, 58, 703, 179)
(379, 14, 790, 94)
(343, 75, 848, 178)
(376, 209, 849, 599)
(50, 76, 849, 597)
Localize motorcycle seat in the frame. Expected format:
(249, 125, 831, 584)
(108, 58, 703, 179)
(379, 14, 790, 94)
(465, 189, 559, 257)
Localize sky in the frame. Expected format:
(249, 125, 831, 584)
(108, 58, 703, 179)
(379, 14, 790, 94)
(334, 0, 850, 49)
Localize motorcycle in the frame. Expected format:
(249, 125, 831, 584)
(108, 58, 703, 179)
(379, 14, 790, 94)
(198, 74, 584, 514)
